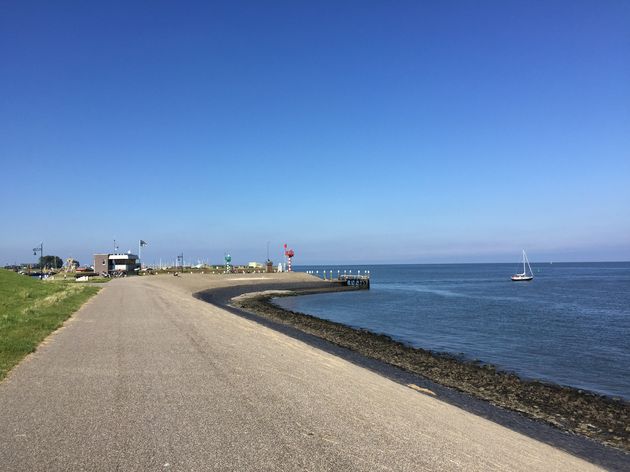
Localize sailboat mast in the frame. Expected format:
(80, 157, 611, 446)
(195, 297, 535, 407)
(523, 249, 526, 274)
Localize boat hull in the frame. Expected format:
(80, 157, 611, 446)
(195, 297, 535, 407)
(511, 275, 533, 281)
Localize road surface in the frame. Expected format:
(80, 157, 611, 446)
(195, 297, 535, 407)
(0, 273, 612, 470)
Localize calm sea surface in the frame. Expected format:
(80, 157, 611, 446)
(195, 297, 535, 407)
(275, 263, 630, 399)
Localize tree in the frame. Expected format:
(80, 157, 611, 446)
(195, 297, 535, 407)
(39, 255, 63, 270)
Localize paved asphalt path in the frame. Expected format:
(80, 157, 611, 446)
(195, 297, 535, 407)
(0, 274, 608, 471)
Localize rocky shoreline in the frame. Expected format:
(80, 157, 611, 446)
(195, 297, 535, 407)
(232, 285, 629, 453)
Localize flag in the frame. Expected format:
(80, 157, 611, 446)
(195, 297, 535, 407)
(140, 240, 148, 246)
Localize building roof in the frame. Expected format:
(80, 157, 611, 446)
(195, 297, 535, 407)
(108, 253, 138, 260)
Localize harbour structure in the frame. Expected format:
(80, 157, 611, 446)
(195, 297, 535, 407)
(306, 270, 371, 289)
(338, 273, 370, 288)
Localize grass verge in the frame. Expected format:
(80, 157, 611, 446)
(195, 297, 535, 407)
(0, 269, 101, 381)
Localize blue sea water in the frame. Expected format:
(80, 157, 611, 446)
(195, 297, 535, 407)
(275, 263, 630, 400)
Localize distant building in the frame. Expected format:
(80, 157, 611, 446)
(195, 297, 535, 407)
(93, 253, 139, 275)
(248, 262, 263, 269)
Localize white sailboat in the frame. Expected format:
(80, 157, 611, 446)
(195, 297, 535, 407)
(511, 250, 534, 281)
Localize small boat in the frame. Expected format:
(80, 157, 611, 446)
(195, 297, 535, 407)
(511, 250, 534, 281)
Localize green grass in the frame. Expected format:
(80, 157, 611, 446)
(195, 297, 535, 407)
(0, 269, 101, 381)
(46, 275, 111, 284)
(83, 277, 111, 283)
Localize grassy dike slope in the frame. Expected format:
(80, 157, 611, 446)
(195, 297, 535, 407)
(0, 270, 101, 380)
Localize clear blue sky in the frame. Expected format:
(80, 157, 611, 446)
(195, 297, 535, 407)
(1, 1, 629, 266)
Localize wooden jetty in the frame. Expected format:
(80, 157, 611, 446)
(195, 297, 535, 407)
(338, 274, 370, 289)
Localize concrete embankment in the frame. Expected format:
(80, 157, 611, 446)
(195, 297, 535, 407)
(195, 276, 628, 469)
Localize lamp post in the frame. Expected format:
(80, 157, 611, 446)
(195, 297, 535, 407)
(33, 242, 43, 270)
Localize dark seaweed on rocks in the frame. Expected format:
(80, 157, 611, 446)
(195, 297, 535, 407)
(234, 288, 629, 452)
